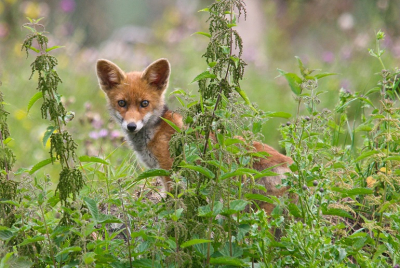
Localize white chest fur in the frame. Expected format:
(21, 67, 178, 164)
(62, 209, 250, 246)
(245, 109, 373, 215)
(125, 127, 159, 169)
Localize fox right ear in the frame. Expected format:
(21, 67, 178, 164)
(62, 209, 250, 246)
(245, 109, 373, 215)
(96, 59, 126, 91)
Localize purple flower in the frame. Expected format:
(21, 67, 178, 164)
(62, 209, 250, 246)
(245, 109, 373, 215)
(322, 51, 335, 64)
(110, 130, 122, 139)
(89, 131, 99, 140)
(60, 0, 76, 13)
(98, 129, 108, 138)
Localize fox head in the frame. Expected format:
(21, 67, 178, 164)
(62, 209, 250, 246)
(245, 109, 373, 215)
(96, 58, 170, 133)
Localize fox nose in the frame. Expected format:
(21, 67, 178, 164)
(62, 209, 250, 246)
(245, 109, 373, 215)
(127, 122, 137, 132)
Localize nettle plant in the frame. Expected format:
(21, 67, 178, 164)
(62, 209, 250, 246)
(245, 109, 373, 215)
(274, 31, 400, 266)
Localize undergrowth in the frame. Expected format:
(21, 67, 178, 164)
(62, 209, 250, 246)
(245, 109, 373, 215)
(0, 1, 400, 267)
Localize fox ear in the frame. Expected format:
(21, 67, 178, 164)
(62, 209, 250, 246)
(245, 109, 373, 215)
(142, 58, 170, 90)
(96, 59, 126, 91)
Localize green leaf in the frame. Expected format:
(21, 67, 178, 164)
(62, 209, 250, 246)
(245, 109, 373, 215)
(229, 199, 248, 212)
(266, 111, 292, 119)
(29, 158, 55, 174)
(23, 26, 36, 33)
(83, 252, 96, 265)
(365, 87, 380, 96)
(314, 72, 338, 79)
(322, 206, 354, 220)
(192, 31, 211, 38)
(55, 246, 82, 257)
(19, 235, 45, 246)
(234, 87, 257, 113)
(0, 229, 14, 240)
(130, 259, 159, 268)
(137, 168, 171, 179)
(288, 203, 302, 217)
(2, 137, 13, 145)
(244, 193, 273, 203)
(45, 46, 65, 52)
(277, 69, 302, 95)
(27, 91, 43, 114)
(331, 187, 373, 196)
(83, 197, 99, 221)
(181, 239, 212, 248)
(383, 156, 400, 162)
(295, 56, 305, 76)
(79, 155, 109, 165)
(42, 126, 57, 146)
(180, 164, 215, 179)
(209, 256, 247, 267)
(191, 71, 217, 84)
(161, 117, 181, 133)
(355, 150, 379, 162)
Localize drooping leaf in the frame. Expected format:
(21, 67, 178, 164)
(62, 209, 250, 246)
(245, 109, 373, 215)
(45, 45, 65, 52)
(79, 155, 109, 165)
(209, 256, 247, 267)
(191, 71, 217, 83)
(137, 168, 171, 179)
(29, 158, 55, 174)
(192, 31, 211, 38)
(277, 69, 302, 95)
(181, 239, 212, 248)
(42, 126, 57, 146)
(314, 72, 338, 79)
(180, 164, 215, 179)
(161, 117, 181, 133)
(355, 150, 379, 162)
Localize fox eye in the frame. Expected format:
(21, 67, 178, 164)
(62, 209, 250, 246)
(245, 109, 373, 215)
(118, 100, 126, 107)
(140, 100, 149, 107)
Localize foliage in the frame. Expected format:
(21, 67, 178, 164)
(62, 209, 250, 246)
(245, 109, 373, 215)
(1, 1, 400, 268)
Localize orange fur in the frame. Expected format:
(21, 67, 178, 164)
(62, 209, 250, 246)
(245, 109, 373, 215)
(96, 58, 293, 214)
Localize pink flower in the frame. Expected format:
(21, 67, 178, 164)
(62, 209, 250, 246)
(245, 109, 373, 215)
(60, 0, 76, 13)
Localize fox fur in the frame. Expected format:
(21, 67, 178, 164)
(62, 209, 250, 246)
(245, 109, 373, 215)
(96, 58, 293, 214)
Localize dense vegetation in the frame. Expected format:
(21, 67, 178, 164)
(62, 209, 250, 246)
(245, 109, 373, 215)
(1, 0, 400, 267)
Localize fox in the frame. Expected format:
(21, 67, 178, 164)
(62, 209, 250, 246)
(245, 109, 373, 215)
(96, 58, 293, 214)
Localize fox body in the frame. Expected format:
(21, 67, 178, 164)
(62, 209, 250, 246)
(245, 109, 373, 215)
(96, 58, 293, 213)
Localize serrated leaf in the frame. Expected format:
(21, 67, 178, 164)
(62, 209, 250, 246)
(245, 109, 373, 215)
(288, 203, 302, 217)
(42, 126, 57, 146)
(331, 187, 373, 196)
(266, 111, 292, 119)
(229, 199, 248, 212)
(244, 193, 273, 203)
(355, 150, 379, 162)
(180, 164, 215, 179)
(209, 256, 247, 267)
(83, 197, 99, 221)
(29, 158, 55, 174)
(181, 239, 212, 248)
(277, 69, 302, 95)
(45, 45, 65, 52)
(0, 200, 20, 207)
(137, 168, 171, 179)
(384, 156, 400, 162)
(19, 235, 45, 246)
(3, 137, 13, 145)
(193, 31, 211, 38)
(295, 56, 305, 76)
(191, 71, 217, 84)
(130, 259, 159, 268)
(314, 72, 338, 79)
(55, 246, 82, 257)
(161, 117, 181, 133)
(79, 155, 109, 165)
(234, 87, 257, 113)
(322, 207, 354, 220)
(0, 229, 14, 240)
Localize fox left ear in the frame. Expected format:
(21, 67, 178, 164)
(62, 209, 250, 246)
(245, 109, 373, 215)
(142, 58, 170, 90)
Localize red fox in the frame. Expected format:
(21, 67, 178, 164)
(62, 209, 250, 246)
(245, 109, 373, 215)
(96, 58, 293, 214)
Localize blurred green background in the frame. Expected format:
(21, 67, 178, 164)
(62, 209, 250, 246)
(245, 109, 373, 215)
(1, 0, 400, 171)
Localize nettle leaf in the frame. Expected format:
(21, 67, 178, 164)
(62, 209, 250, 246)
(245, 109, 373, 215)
(322, 206, 354, 220)
(45, 45, 65, 52)
(55, 246, 82, 257)
(42, 126, 57, 146)
(161, 117, 181, 133)
(180, 164, 215, 179)
(277, 69, 302, 95)
(29, 158, 55, 174)
(191, 71, 217, 84)
(137, 168, 171, 179)
(83, 197, 99, 221)
(331, 187, 373, 196)
(27, 91, 43, 114)
(234, 87, 257, 113)
(79, 155, 109, 165)
(209, 256, 247, 267)
(314, 72, 338, 79)
(244, 193, 273, 204)
(19, 235, 45, 246)
(193, 31, 211, 38)
(265, 111, 292, 119)
(181, 239, 212, 248)
(355, 150, 379, 162)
